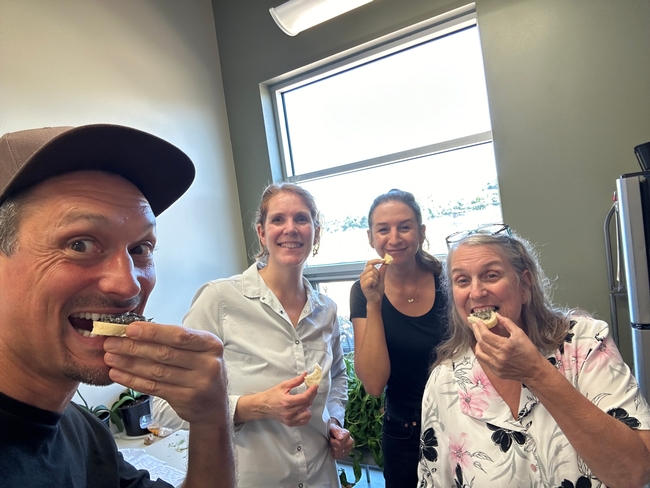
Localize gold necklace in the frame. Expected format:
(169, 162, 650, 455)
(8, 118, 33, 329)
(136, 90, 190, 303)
(407, 283, 421, 303)
(386, 279, 422, 303)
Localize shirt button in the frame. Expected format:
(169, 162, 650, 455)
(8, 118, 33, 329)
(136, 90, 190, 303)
(295, 340, 300, 344)
(297, 446, 302, 451)
(299, 484, 304, 488)
(280, 310, 284, 314)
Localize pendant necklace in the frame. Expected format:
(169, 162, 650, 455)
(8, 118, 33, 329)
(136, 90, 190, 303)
(387, 279, 422, 303)
(407, 283, 421, 303)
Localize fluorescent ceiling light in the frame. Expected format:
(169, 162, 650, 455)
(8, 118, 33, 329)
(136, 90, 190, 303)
(270, 0, 373, 36)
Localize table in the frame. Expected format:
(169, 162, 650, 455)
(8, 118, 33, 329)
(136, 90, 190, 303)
(114, 429, 189, 487)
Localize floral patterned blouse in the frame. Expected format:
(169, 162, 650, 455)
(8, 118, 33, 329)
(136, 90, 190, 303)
(418, 317, 650, 487)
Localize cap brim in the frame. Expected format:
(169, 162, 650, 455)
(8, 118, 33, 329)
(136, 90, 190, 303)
(4, 124, 195, 216)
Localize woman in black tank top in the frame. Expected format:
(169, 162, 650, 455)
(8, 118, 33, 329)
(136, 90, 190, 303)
(349, 189, 447, 488)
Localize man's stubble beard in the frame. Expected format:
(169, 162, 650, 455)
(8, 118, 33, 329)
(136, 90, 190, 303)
(62, 349, 114, 386)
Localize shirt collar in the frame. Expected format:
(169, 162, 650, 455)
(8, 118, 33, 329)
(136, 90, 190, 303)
(240, 262, 325, 308)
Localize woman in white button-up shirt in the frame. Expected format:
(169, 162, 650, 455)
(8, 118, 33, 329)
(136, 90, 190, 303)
(154, 183, 353, 487)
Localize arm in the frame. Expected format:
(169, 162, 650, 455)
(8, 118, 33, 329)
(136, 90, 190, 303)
(351, 260, 390, 396)
(325, 307, 354, 458)
(327, 307, 348, 425)
(103, 322, 235, 488)
(152, 396, 189, 431)
(472, 315, 650, 488)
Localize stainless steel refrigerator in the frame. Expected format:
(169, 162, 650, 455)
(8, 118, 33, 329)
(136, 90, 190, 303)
(615, 142, 650, 399)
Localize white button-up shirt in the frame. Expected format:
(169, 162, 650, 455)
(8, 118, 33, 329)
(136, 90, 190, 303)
(153, 263, 347, 487)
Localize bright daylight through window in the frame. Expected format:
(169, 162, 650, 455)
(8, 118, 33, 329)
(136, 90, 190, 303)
(263, 6, 501, 350)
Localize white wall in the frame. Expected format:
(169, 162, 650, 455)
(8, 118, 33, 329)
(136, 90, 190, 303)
(0, 0, 248, 407)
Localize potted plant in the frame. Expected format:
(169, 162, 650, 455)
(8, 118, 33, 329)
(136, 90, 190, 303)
(339, 351, 385, 487)
(110, 388, 152, 436)
(74, 389, 112, 430)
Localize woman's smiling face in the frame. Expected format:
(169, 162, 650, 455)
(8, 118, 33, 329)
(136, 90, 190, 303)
(368, 201, 424, 265)
(257, 191, 319, 269)
(449, 243, 529, 328)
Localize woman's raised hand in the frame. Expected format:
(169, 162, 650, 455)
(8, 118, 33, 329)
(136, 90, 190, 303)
(470, 313, 547, 384)
(359, 258, 388, 304)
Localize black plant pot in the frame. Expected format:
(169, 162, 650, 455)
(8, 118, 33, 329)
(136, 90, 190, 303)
(97, 410, 111, 430)
(119, 395, 152, 436)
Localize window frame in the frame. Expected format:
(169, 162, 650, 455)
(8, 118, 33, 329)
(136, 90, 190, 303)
(260, 3, 485, 285)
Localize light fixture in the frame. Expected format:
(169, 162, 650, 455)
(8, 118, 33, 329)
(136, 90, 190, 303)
(270, 0, 373, 36)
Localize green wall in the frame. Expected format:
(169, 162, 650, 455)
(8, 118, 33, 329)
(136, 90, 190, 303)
(211, 0, 650, 364)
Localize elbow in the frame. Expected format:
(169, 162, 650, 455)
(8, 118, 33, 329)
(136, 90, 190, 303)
(615, 474, 650, 488)
(601, 461, 650, 488)
(636, 466, 650, 488)
(362, 383, 385, 398)
(354, 362, 387, 397)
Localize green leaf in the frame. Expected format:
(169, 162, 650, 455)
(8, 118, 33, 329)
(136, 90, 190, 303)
(342, 352, 385, 471)
(109, 388, 144, 432)
(338, 468, 355, 487)
(109, 410, 124, 432)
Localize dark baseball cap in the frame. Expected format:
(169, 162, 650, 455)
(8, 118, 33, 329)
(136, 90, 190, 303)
(0, 124, 195, 216)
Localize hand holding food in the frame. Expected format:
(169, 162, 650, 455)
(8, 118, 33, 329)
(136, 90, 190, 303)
(245, 374, 318, 427)
(359, 258, 388, 304)
(471, 314, 547, 384)
(102, 321, 229, 425)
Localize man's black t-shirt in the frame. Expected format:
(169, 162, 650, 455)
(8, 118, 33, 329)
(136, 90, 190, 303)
(0, 391, 174, 488)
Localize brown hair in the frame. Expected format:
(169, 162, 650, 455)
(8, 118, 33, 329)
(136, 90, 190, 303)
(253, 182, 322, 261)
(367, 189, 442, 276)
(433, 232, 579, 369)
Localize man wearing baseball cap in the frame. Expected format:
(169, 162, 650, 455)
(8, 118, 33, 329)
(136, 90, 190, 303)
(0, 124, 235, 487)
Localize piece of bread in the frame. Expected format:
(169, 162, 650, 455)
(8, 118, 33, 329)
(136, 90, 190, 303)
(468, 309, 498, 328)
(383, 253, 393, 265)
(304, 364, 322, 387)
(92, 321, 128, 337)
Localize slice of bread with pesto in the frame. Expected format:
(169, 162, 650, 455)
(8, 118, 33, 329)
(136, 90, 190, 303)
(92, 312, 150, 337)
(468, 309, 498, 328)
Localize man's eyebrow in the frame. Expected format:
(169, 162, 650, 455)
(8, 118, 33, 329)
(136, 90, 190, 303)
(59, 212, 156, 232)
(59, 212, 111, 226)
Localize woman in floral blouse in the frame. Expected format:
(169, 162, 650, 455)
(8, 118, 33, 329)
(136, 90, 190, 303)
(418, 226, 650, 488)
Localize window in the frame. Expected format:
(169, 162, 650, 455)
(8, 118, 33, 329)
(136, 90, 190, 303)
(261, 5, 500, 335)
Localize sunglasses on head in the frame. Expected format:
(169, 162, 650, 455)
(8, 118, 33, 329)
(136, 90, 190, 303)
(445, 223, 511, 250)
